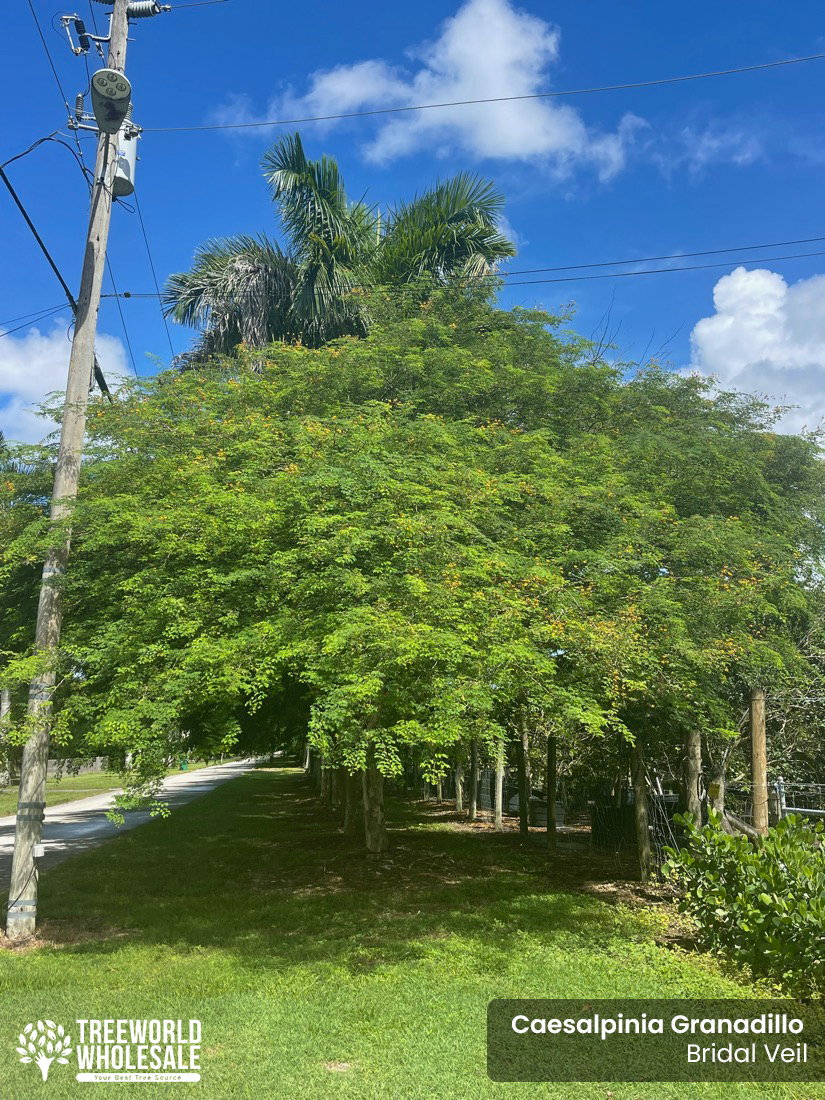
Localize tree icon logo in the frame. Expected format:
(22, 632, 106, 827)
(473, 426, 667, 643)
(16, 1020, 73, 1081)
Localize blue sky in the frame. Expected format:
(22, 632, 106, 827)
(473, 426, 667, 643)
(2, 0, 825, 441)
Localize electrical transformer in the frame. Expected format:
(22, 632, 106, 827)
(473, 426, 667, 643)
(113, 122, 139, 197)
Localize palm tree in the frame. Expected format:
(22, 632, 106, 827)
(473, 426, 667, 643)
(163, 132, 514, 360)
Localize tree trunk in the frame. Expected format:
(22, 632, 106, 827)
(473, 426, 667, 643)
(707, 764, 725, 815)
(750, 686, 769, 835)
(332, 767, 346, 810)
(362, 746, 388, 855)
(516, 721, 530, 838)
(411, 748, 421, 799)
(494, 742, 504, 831)
(319, 760, 331, 803)
(343, 770, 364, 836)
(455, 759, 464, 813)
(0, 688, 9, 787)
(468, 739, 479, 821)
(680, 729, 703, 823)
(436, 776, 443, 803)
(631, 741, 653, 881)
(302, 742, 311, 772)
(613, 740, 625, 806)
(546, 734, 557, 851)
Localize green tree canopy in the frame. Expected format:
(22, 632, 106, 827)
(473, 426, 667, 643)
(163, 132, 515, 359)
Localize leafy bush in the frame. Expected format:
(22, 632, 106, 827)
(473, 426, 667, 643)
(664, 811, 825, 994)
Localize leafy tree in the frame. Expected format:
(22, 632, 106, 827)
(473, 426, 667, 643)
(163, 132, 514, 358)
(4, 294, 823, 855)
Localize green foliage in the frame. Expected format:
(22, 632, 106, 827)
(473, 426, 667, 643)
(3, 294, 824, 797)
(164, 131, 515, 357)
(664, 811, 825, 995)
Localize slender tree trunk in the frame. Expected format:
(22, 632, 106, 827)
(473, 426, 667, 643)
(412, 748, 421, 799)
(516, 721, 530, 838)
(750, 686, 769, 835)
(631, 741, 652, 881)
(436, 776, 443, 804)
(320, 758, 331, 803)
(546, 734, 557, 851)
(332, 767, 346, 810)
(343, 770, 364, 836)
(613, 740, 625, 806)
(362, 745, 388, 855)
(468, 739, 479, 821)
(455, 759, 464, 813)
(494, 742, 504, 831)
(680, 729, 702, 822)
(302, 742, 310, 772)
(707, 762, 726, 816)
(0, 689, 10, 786)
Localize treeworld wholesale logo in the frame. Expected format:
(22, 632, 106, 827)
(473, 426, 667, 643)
(14, 1018, 202, 1084)
(16, 1020, 73, 1082)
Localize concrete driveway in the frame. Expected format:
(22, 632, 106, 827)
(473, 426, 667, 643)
(0, 758, 259, 889)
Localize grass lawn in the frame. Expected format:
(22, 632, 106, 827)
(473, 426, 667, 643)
(0, 767, 821, 1100)
(0, 758, 228, 818)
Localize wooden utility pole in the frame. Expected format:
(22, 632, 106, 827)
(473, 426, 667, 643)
(750, 686, 769, 835)
(5, 0, 131, 941)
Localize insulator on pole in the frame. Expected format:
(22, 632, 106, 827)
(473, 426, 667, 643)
(74, 18, 91, 51)
(126, 1, 165, 16)
(75, 93, 85, 120)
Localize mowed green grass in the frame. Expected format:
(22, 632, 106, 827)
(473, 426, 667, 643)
(0, 758, 224, 817)
(0, 768, 820, 1100)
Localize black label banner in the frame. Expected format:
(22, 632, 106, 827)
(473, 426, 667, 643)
(487, 999, 825, 1082)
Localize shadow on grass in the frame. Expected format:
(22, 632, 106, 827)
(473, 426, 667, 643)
(5, 769, 663, 975)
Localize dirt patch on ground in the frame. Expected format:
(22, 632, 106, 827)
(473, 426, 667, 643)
(0, 918, 138, 953)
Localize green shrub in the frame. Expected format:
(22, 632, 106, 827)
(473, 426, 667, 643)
(664, 811, 825, 995)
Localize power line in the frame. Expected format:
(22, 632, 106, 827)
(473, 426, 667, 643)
(0, 305, 72, 339)
(0, 165, 110, 395)
(108, 244, 825, 299)
(0, 303, 67, 329)
(26, 0, 72, 120)
(144, 52, 825, 134)
(105, 257, 140, 377)
(133, 190, 176, 359)
(490, 234, 825, 280)
(498, 248, 825, 288)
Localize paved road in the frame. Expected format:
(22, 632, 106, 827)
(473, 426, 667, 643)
(0, 759, 258, 889)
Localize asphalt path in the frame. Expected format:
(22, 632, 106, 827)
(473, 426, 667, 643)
(0, 758, 258, 890)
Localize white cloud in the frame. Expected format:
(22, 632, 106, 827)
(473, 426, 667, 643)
(0, 320, 126, 444)
(653, 120, 764, 178)
(688, 267, 825, 433)
(214, 0, 643, 179)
